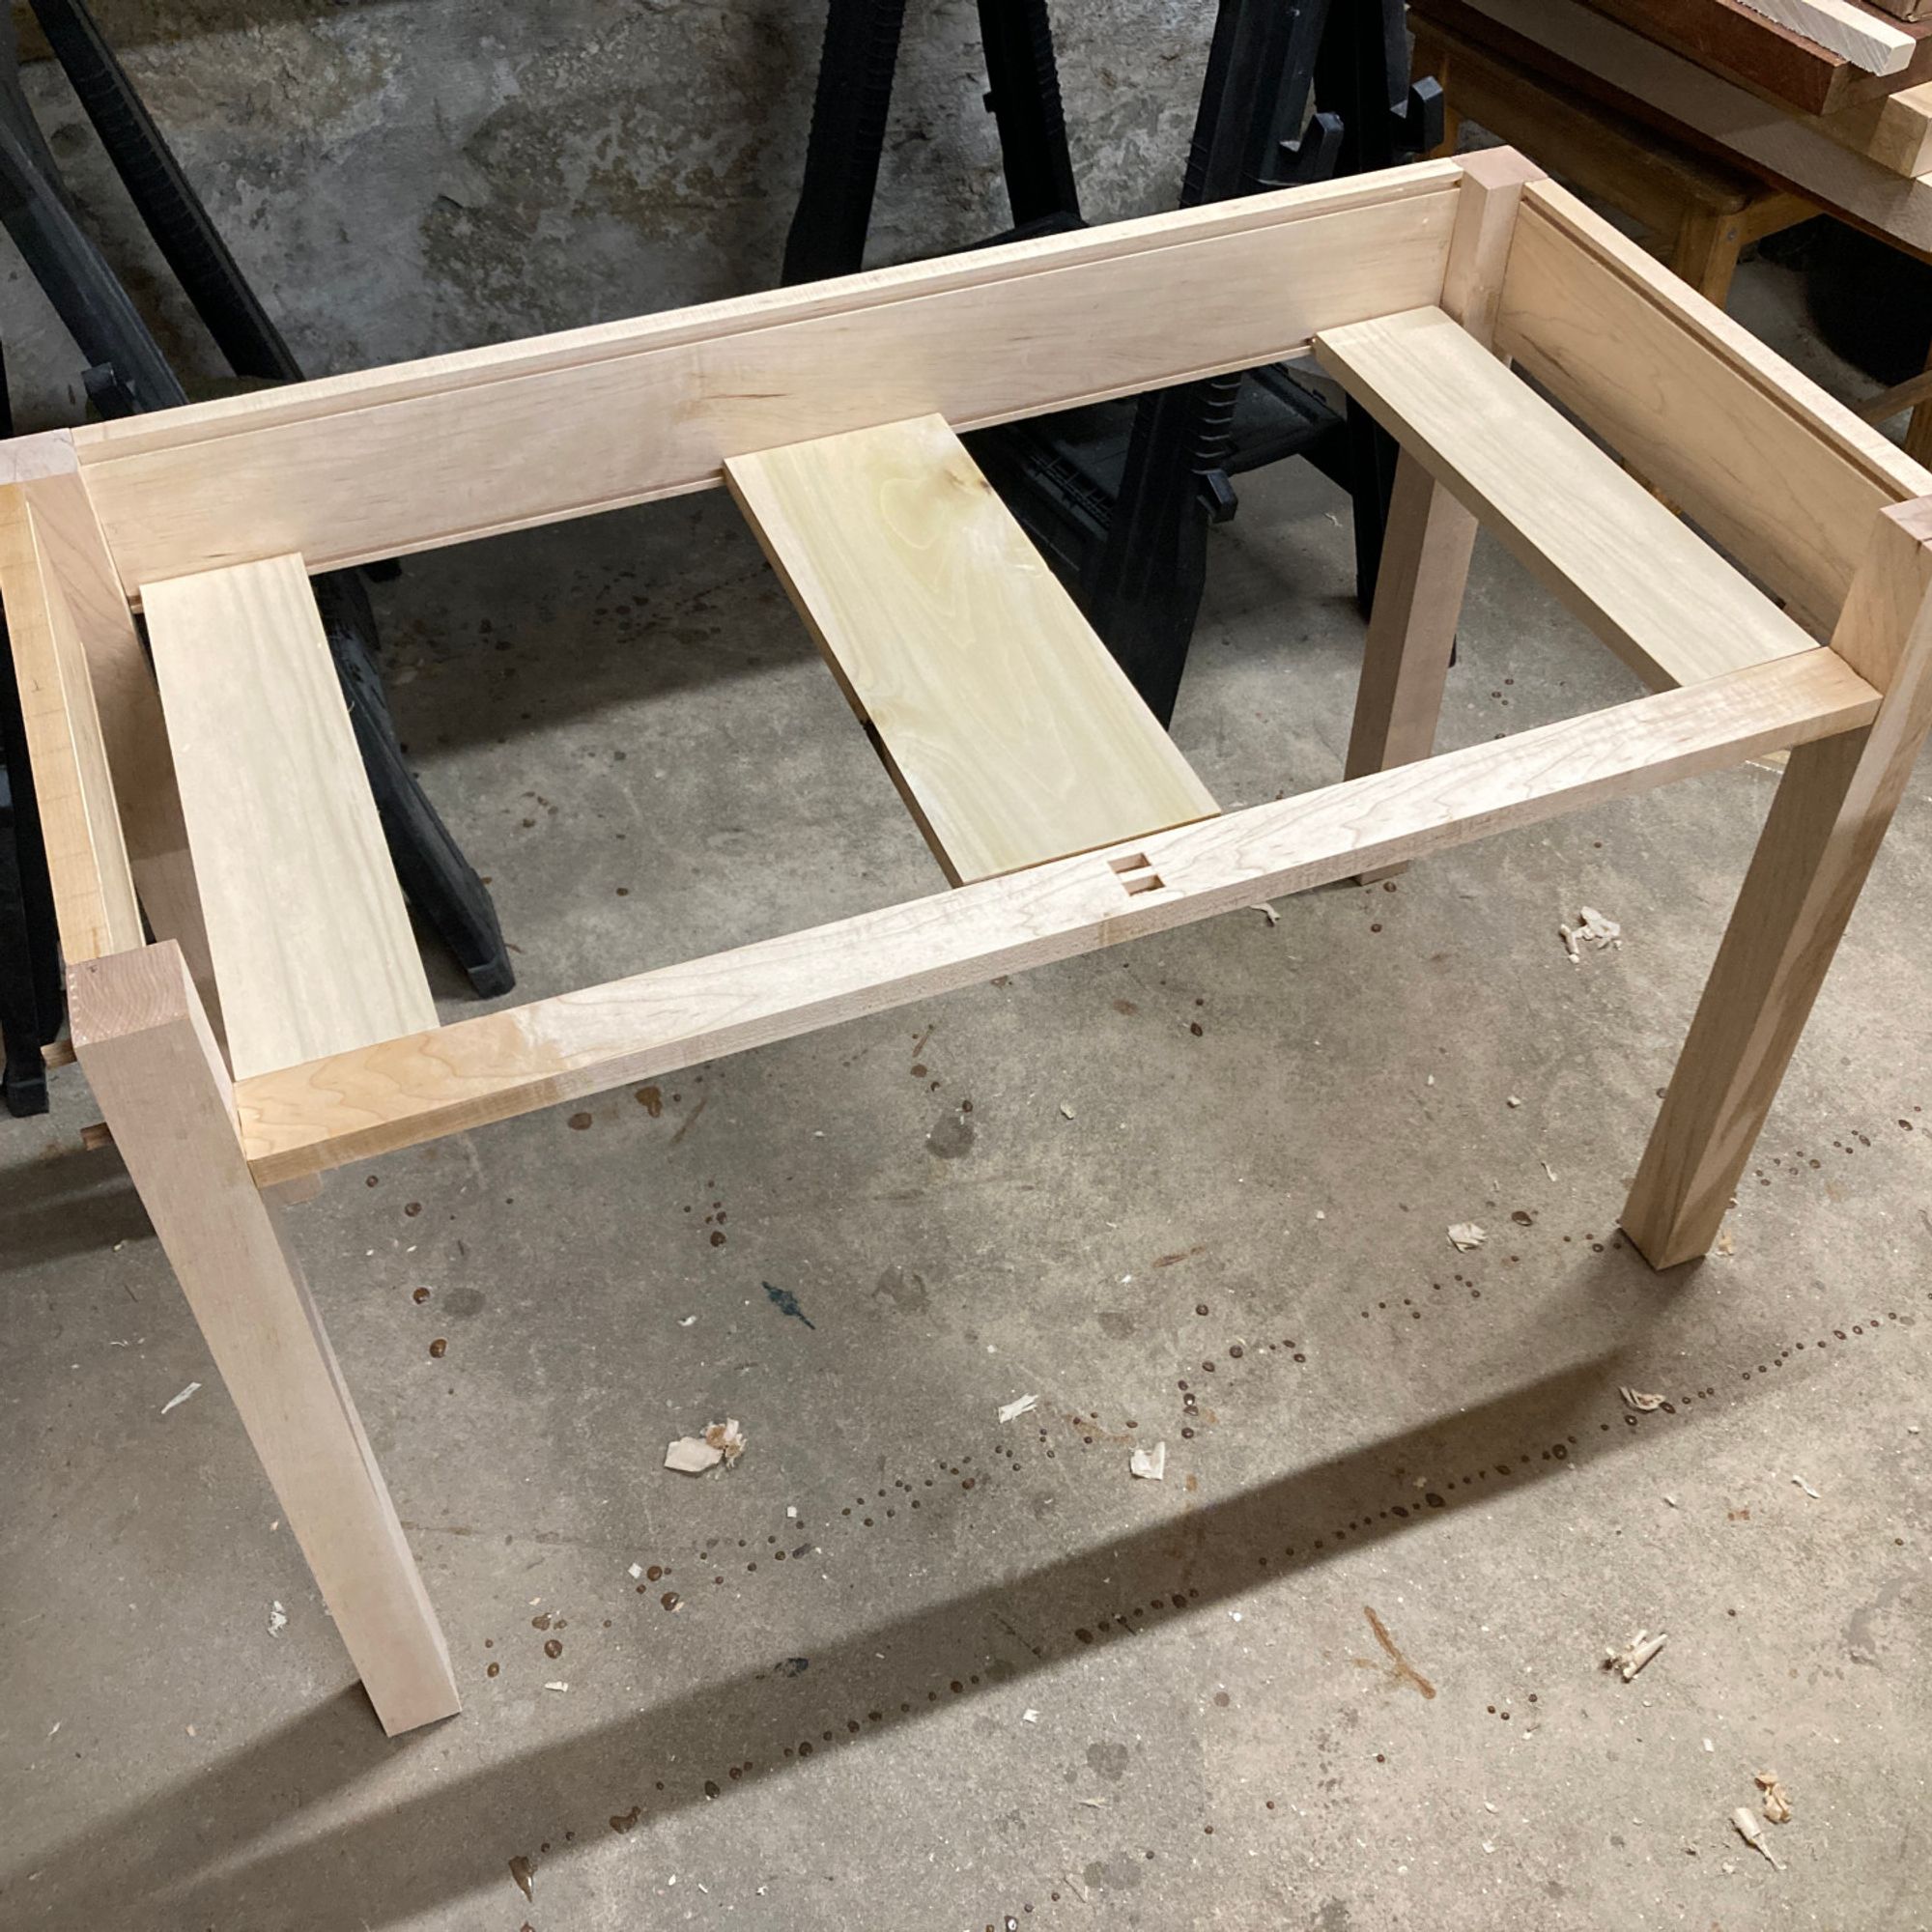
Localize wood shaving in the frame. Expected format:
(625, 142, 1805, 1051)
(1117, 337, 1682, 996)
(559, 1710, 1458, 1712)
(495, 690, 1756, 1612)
(1732, 1805, 1784, 1869)
(1560, 905, 1623, 963)
(665, 1418, 746, 1474)
(1605, 1628, 1667, 1681)
(1448, 1222, 1487, 1252)
(998, 1394, 1038, 1423)
(1620, 1385, 1664, 1412)
(1756, 1771, 1793, 1824)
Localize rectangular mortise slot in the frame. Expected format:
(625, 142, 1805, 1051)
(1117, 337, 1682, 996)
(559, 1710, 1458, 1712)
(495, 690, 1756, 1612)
(1109, 852, 1165, 895)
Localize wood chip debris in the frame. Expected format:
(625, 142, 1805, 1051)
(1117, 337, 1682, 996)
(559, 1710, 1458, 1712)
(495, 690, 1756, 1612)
(544, 1681, 569, 1692)
(1732, 1805, 1784, 1869)
(1129, 1441, 1167, 1481)
(1059, 1102, 1076, 1120)
(1791, 1474, 1820, 1498)
(665, 1418, 746, 1474)
(268, 1601, 288, 1635)
(1715, 1227, 1736, 1257)
(160, 1380, 202, 1415)
(1605, 1628, 1667, 1681)
(1756, 1771, 1793, 1824)
(1251, 903, 1280, 925)
(1448, 1222, 1487, 1252)
(998, 1394, 1038, 1423)
(1559, 905, 1623, 962)
(1620, 1385, 1665, 1412)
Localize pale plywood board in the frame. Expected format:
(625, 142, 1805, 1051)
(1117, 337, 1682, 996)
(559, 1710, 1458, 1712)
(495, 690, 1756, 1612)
(1497, 182, 1930, 634)
(233, 649, 1880, 1186)
(726, 414, 1217, 885)
(1315, 306, 1817, 689)
(68, 167, 1463, 594)
(142, 554, 435, 1081)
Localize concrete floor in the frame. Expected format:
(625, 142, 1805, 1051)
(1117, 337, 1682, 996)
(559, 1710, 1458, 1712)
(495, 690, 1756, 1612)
(2, 41, 1931, 1928)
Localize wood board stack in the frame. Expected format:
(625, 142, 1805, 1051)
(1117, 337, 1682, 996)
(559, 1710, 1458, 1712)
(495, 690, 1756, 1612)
(1445, 0, 1932, 254)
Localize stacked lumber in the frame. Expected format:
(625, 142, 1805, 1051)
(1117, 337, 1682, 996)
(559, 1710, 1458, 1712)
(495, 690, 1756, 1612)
(1723, 1, 1913, 72)
(1456, 0, 1932, 255)
(1576, 0, 1929, 111)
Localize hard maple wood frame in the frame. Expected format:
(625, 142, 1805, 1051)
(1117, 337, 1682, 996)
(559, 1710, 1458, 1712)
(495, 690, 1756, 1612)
(8, 152, 1932, 1737)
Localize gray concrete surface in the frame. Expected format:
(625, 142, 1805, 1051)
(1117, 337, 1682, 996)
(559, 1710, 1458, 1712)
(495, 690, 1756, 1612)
(0, 0, 1208, 427)
(2, 9, 1931, 1929)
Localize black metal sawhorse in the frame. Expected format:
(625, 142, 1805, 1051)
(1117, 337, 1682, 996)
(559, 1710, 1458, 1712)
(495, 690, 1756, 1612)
(0, 0, 511, 1114)
(782, 0, 1440, 723)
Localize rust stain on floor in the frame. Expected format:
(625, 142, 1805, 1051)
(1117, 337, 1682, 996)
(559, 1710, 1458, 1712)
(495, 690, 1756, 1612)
(1364, 1605, 1436, 1699)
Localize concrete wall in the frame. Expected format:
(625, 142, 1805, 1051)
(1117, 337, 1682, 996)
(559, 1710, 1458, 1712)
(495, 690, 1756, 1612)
(3, 1, 1212, 427)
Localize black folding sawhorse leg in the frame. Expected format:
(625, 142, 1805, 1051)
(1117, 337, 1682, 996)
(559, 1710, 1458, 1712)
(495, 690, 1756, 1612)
(0, 1, 511, 1001)
(784, 0, 1081, 284)
(1, 601, 62, 1116)
(0, 350, 60, 1115)
(781, 0, 1439, 724)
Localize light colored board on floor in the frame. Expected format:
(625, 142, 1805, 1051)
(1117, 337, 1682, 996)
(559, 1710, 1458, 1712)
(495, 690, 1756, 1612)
(1624, 498, 1932, 1264)
(1497, 180, 1931, 635)
(1811, 74, 1932, 170)
(142, 553, 435, 1082)
(1315, 304, 1817, 690)
(67, 166, 1463, 594)
(70, 942, 459, 1736)
(1467, 0, 1932, 252)
(726, 414, 1217, 885)
(232, 648, 1880, 1186)
(0, 483, 143, 961)
(1731, 0, 1914, 70)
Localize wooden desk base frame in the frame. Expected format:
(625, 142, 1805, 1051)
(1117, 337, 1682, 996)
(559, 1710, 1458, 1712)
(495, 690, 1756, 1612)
(8, 152, 1930, 1735)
